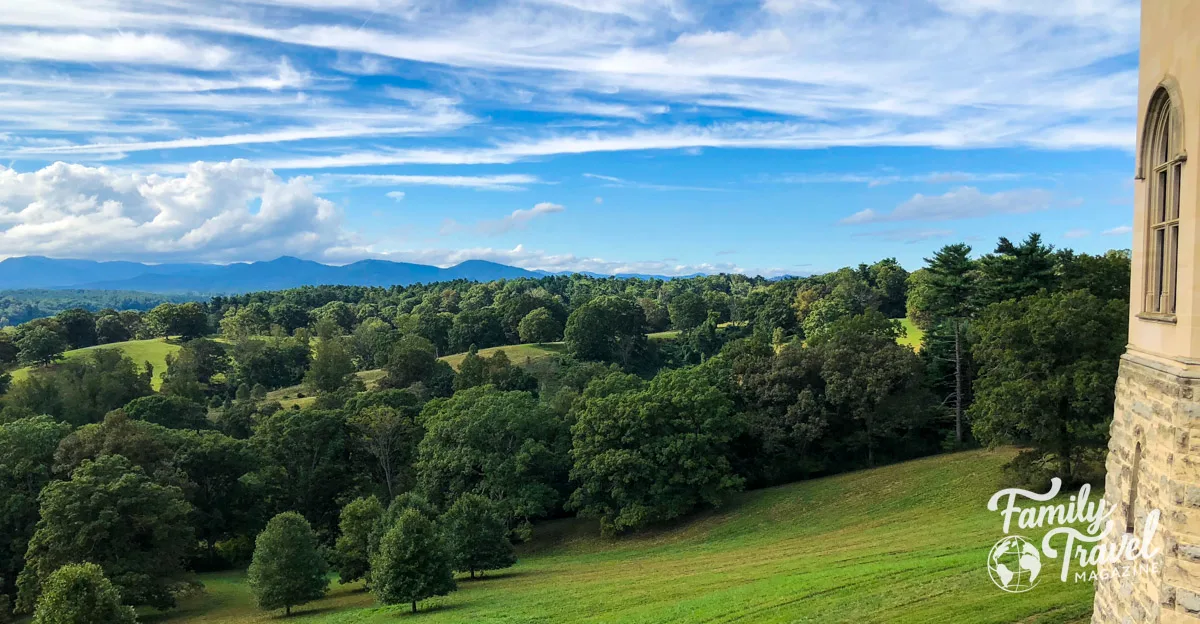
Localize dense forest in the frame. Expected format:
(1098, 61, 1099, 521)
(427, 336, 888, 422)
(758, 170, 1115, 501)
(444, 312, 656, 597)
(0, 290, 201, 328)
(0, 233, 1130, 619)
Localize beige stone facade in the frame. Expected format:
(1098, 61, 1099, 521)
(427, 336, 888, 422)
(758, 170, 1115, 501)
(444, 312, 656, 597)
(1094, 1, 1200, 622)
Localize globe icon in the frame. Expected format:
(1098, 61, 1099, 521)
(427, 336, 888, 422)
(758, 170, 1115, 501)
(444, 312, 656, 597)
(988, 535, 1042, 593)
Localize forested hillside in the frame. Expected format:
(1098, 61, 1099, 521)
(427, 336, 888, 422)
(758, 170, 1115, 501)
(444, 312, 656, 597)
(0, 233, 1128, 621)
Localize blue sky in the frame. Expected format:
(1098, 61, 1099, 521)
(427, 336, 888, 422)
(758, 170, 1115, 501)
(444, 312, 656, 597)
(0, 0, 1139, 276)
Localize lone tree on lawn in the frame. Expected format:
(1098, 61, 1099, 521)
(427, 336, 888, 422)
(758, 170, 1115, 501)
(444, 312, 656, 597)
(441, 494, 516, 579)
(247, 512, 329, 616)
(370, 508, 456, 614)
(32, 563, 137, 624)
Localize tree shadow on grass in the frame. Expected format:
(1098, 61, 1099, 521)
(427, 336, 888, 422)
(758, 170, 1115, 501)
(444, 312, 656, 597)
(460, 569, 530, 582)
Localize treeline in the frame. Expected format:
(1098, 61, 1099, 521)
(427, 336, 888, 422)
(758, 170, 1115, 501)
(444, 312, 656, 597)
(0, 290, 201, 328)
(0, 235, 1129, 620)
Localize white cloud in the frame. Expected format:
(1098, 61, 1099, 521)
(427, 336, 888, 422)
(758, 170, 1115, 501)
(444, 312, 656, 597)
(0, 0, 1138, 168)
(769, 170, 1028, 187)
(583, 172, 723, 191)
(842, 186, 1056, 224)
(484, 202, 565, 235)
(852, 229, 955, 243)
(1064, 228, 1091, 239)
(330, 173, 541, 191)
(339, 243, 781, 277)
(0, 160, 347, 262)
(0, 32, 235, 70)
(386, 191, 405, 201)
(1102, 225, 1133, 235)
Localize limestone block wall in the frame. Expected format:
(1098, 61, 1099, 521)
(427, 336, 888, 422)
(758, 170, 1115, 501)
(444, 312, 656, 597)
(1094, 351, 1200, 623)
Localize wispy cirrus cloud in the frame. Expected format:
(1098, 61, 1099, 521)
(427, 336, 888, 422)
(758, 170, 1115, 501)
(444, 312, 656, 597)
(583, 173, 724, 192)
(841, 186, 1057, 224)
(1102, 225, 1133, 235)
(766, 170, 1030, 187)
(852, 228, 956, 244)
(329, 173, 541, 191)
(440, 202, 566, 237)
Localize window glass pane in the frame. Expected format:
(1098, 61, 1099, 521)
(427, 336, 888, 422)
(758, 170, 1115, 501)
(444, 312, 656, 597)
(1154, 228, 1165, 312)
(1172, 163, 1182, 220)
(1163, 110, 1172, 162)
(1170, 225, 1179, 314)
(1159, 169, 1169, 223)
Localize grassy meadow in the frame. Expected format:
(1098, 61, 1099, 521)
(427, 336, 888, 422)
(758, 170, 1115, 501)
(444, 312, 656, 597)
(897, 317, 925, 351)
(9, 338, 180, 390)
(267, 343, 567, 408)
(147, 449, 1094, 624)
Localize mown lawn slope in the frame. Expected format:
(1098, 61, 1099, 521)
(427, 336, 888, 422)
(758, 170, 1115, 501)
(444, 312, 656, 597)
(150, 449, 1094, 624)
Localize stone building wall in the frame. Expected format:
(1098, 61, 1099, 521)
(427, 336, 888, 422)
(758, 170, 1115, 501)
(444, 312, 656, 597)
(1094, 351, 1200, 623)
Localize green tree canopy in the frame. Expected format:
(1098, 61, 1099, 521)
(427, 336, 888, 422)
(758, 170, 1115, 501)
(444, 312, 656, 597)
(53, 309, 97, 350)
(517, 307, 563, 344)
(417, 386, 568, 528)
(369, 508, 456, 613)
(0, 416, 72, 602)
(5, 350, 151, 426)
(969, 289, 1126, 483)
(304, 334, 356, 394)
(563, 295, 647, 366)
(17, 455, 193, 612)
(333, 496, 384, 585)
(31, 563, 136, 624)
(15, 326, 67, 367)
(569, 366, 744, 534)
(441, 494, 516, 578)
(122, 394, 209, 430)
(251, 408, 359, 538)
(247, 512, 329, 616)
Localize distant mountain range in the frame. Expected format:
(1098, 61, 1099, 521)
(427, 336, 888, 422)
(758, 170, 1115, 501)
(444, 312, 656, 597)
(0, 256, 696, 294)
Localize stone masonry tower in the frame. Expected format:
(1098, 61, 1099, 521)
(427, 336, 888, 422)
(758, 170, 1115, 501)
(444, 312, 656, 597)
(1092, 2, 1200, 622)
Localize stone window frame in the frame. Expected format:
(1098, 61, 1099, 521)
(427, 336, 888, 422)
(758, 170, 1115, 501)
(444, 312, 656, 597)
(1138, 79, 1186, 319)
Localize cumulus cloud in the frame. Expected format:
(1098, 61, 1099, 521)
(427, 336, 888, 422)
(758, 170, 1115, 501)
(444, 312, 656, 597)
(0, 160, 348, 262)
(841, 186, 1056, 224)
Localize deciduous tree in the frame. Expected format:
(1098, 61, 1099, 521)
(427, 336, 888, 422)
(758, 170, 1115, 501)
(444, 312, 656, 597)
(370, 509, 456, 614)
(32, 563, 136, 624)
(17, 455, 193, 612)
(247, 512, 329, 616)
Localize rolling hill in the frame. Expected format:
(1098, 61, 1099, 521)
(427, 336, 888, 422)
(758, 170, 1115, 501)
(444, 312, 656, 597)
(147, 449, 1095, 623)
(8, 338, 180, 390)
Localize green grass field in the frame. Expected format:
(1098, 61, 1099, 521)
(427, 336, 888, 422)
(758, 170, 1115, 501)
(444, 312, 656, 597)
(9, 338, 180, 390)
(896, 317, 925, 351)
(439, 343, 566, 370)
(147, 449, 1094, 624)
(267, 343, 567, 408)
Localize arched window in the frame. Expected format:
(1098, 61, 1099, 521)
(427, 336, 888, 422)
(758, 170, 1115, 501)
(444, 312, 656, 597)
(1126, 442, 1142, 534)
(1143, 87, 1184, 315)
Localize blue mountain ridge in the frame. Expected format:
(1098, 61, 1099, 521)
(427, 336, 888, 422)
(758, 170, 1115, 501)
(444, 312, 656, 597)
(0, 256, 696, 294)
